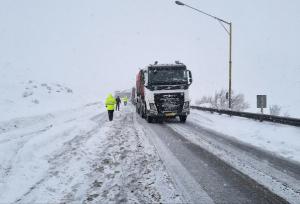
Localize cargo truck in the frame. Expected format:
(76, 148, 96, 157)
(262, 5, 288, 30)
(136, 61, 192, 123)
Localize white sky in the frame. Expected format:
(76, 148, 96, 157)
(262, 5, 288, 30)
(0, 0, 300, 116)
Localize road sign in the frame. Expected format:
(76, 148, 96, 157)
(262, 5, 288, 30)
(257, 95, 267, 114)
(257, 95, 267, 108)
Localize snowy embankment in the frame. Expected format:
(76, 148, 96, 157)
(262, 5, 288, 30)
(189, 109, 300, 164)
(0, 104, 183, 203)
(0, 79, 92, 121)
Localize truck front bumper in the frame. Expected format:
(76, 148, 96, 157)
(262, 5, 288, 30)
(147, 110, 190, 117)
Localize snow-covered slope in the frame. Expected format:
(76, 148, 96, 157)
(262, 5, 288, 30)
(0, 77, 97, 122)
(1, 79, 72, 121)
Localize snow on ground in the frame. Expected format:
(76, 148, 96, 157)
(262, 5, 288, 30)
(189, 109, 300, 164)
(0, 104, 183, 203)
(0, 78, 95, 122)
(167, 113, 300, 204)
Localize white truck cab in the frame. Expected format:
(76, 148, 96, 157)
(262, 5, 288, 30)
(136, 62, 192, 123)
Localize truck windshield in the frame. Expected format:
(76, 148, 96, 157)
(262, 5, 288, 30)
(148, 67, 187, 85)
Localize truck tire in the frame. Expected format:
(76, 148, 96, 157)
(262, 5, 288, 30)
(157, 117, 163, 123)
(140, 106, 144, 118)
(140, 108, 144, 118)
(146, 115, 153, 123)
(142, 104, 148, 119)
(179, 116, 187, 123)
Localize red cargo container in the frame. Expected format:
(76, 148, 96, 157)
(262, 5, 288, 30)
(136, 70, 144, 98)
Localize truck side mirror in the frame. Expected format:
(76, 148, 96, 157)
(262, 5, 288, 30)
(187, 70, 192, 84)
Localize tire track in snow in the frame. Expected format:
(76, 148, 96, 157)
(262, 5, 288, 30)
(166, 122, 298, 203)
(0, 124, 53, 180)
(1, 104, 183, 203)
(136, 116, 214, 204)
(14, 112, 107, 203)
(83, 107, 183, 203)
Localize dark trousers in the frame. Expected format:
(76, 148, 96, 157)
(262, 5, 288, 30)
(108, 110, 114, 121)
(116, 103, 120, 111)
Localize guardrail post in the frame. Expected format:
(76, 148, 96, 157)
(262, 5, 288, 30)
(259, 114, 264, 122)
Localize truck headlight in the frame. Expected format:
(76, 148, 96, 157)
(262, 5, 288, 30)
(183, 101, 189, 110)
(149, 103, 157, 111)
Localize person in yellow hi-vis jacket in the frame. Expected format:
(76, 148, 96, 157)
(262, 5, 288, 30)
(105, 94, 116, 121)
(123, 96, 128, 106)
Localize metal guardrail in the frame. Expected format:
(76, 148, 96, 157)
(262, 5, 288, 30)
(190, 106, 300, 127)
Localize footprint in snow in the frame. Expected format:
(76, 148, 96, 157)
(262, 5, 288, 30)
(93, 180, 103, 188)
(86, 193, 99, 201)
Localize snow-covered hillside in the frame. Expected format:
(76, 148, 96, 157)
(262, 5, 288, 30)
(0, 79, 95, 121)
(0, 80, 73, 121)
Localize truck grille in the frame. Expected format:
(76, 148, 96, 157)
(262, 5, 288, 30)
(154, 93, 184, 113)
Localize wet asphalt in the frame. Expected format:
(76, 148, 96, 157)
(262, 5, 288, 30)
(140, 117, 290, 204)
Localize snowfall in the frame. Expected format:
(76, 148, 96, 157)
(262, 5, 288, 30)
(0, 80, 300, 203)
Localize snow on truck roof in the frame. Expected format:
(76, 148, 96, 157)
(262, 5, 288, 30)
(147, 63, 186, 68)
(139, 63, 187, 71)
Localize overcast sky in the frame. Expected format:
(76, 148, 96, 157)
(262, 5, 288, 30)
(0, 0, 300, 115)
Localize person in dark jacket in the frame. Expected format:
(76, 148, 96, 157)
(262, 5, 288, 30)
(116, 96, 121, 111)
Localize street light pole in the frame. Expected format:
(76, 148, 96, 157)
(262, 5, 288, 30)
(229, 23, 232, 109)
(175, 1, 233, 109)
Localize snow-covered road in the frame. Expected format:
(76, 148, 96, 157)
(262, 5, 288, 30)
(0, 103, 183, 203)
(136, 106, 300, 203)
(1, 103, 299, 203)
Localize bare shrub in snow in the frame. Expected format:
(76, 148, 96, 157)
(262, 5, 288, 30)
(269, 105, 281, 116)
(195, 96, 212, 105)
(231, 92, 250, 111)
(196, 89, 249, 111)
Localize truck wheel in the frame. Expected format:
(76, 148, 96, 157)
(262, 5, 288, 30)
(179, 116, 187, 123)
(157, 117, 163, 123)
(141, 107, 146, 118)
(146, 115, 153, 123)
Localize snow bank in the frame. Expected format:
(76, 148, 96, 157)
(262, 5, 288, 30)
(190, 109, 300, 163)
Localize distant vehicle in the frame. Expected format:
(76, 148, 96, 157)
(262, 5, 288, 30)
(135, 61, 192, 123)
(114, 90, 131, 99)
